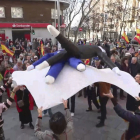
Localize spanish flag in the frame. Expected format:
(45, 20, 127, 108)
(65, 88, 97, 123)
(0, 44, 14, 57)
(134, 35, 140, 44)
(85, 59, 90, 65)
(40, 41, 45, 56)
(136, 28, 140, 36)
(122, 31, 129, 43)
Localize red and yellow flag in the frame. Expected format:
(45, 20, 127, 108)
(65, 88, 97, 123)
(0, 44, 14, 57)
(136, 28, 140, 36)
(134, 35, 140, 44)
(85, 59, 90, 65)
(40, 41, 44, 56)
(122, 31, 129, 43)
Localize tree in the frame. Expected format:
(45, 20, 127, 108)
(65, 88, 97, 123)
(73, 0, 100, 44)
(81, 12, 102, 40)
(64, 0, 100, 43)
(63, 0, 82, 39)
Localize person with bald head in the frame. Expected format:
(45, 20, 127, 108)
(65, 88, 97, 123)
(130, 57, 140, 77)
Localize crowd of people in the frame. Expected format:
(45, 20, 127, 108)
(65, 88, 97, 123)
(0, 38, 140, 140)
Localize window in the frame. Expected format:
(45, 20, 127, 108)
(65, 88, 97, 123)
(51, 9, 62, 19)
(11, 7, 23, 18)
(0, 7, 5, 18)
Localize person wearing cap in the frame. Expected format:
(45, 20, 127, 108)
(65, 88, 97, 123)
(33, 56, 38, 62)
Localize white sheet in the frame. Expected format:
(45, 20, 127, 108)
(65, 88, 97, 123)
(12, 65, 140, 110)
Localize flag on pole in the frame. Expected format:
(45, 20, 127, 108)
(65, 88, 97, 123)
(0, 44, 14, 57)
(122, 31, 129, 43)
(134, 35, 140, 44)
(40, 41, 44, 56)
(136, 28, 140, 36)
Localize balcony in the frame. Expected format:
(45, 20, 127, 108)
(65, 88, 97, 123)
(22, 0, 70, 6)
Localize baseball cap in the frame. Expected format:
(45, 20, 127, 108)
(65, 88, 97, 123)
(34, 56, 38, 59)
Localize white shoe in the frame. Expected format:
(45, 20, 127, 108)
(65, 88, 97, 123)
(35, 61, 49, 70)
(71, 113, 74, 117)
(112, 67, 121, 76)
(77, 63, 86, 72)
(45, 75, 55, 84)
(47, 25, 60, 38)
(27, 65, 34, 71)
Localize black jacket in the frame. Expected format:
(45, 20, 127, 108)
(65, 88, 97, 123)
(130, 62, 140, 77)
(103, 43, 110, 58)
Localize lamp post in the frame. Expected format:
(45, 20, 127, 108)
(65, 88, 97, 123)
(57, 0, 61, 31)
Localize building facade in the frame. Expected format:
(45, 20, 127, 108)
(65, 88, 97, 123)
(0, 0, 69, 42)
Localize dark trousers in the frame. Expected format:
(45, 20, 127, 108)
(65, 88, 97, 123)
(99, 96, 108, 123)
(111, 85, 117, 98)
(120, 89, 124, 97)
(0, 128, 5, 140)
(87, 91, 100, 110)
(0, 96, 2, 103)
(67, 95, 75, 113)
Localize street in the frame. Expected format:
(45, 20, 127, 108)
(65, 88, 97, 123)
(3, 92, 127, 140)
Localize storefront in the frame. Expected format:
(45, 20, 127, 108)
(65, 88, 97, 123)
(0, 23, 51, 42)
(0, 23, 66, 42)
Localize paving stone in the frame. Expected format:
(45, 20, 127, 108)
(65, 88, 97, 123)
(2, 93, 127, 140)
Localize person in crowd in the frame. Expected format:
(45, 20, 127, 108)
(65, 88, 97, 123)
(44, 44, 51, 54)
(0, 78, 20, 139)
(22, 42, 27, 51)
(31, 52, 35, 61)
(111, 50, 121, 64)
(67, 95, 76, 117)
(4, 64, 14, 97)
(137, 53, 140, 64)
(26, 55, 33, 64)
(0, 51, 4, 65)
(14, 85, 34, 129)
(0, 56, 13, 76)
(126, 73, 140, 112)
(19, 54, 25, 64)
(129, 45, 135, 56)
(8, 42, 14, 51)
(34, 99, 73, 140)
(86, 84, 100, 112)
(120, 57, 130, 100)
(104, 90, 140, 140)
(110, 55, 121, 99)
(5, 40, 9, 48)
(78, 39, 83, 45)
(42, 108, 53, 118)
(130, 57, 140, 77)
(13, 59, 23, 71)
(45, 38, 49, 45)
(15, 43, 21, 59)
(28, 40, 32, 51)
(103, 40, 110, 58)
(95, 82, 111, 128)
(33, 56, 38, 62)
(36, 46, 41, 59)
(24, 39, 27, 51)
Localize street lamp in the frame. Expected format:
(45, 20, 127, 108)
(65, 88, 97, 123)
(57, 0, 61, 31)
